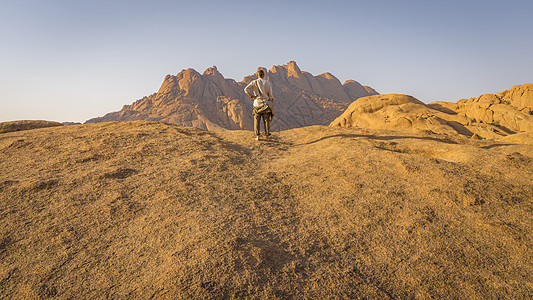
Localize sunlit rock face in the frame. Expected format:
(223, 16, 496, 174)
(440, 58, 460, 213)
(331, 84, 533, 144)
(86, 61, 379, 131)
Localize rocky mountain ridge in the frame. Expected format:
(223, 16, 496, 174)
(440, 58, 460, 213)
(86, 61, 379, 131)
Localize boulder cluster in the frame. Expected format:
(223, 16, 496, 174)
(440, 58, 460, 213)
(330, 84, 533, 143)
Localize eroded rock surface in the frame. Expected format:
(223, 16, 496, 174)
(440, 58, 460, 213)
(331, 84, 533, 144)
(1, 121, 531, 299)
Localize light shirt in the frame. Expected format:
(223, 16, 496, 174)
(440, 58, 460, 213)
(244, 78, 274, 107)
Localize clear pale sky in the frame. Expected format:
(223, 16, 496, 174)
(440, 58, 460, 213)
(1, 0, 532, 123)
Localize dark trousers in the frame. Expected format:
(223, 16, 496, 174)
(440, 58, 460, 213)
(253, 107, 272, 136)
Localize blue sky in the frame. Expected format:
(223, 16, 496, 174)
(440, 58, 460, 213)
(1, 0, 532, 123)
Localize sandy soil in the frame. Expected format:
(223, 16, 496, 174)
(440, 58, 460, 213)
(1, 121, 532, 299)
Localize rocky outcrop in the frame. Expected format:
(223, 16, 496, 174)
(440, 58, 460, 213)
(86, 61, 379, 131)
(331, 84, 533, 144)
(330, 94, 465, 136)
(497, 83, 533, 112)
(0, 120, 63, 134)
(429, 84, 533, 133)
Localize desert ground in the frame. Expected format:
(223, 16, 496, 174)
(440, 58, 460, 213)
(1, 121, 532, 299)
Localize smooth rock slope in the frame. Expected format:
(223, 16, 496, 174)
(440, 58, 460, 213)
(331, 84, 533, 143)
(1, 121, 532, 298)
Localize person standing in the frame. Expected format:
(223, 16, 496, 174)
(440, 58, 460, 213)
(244, 67, 275, 141)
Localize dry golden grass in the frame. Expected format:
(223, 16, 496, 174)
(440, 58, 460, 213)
(1, 121, 532, 299)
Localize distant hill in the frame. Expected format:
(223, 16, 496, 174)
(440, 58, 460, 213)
(1, 121, 532, 298)
(331, 84, 533, 144)
(86, 61, 378, 131)
(0, 120, 63, 134)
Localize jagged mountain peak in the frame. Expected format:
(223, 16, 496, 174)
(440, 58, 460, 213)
(87, 62, 379, 131)
(203, 65, 221, 76)
(285, 60, 302, 75)
(318, 72, 337, 80)
(176, 68, 201, 79)
(269, 61, 303, 77)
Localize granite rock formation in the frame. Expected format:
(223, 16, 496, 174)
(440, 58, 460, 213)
(331, 84, 533, 143)
(86, 61, 378, 131)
